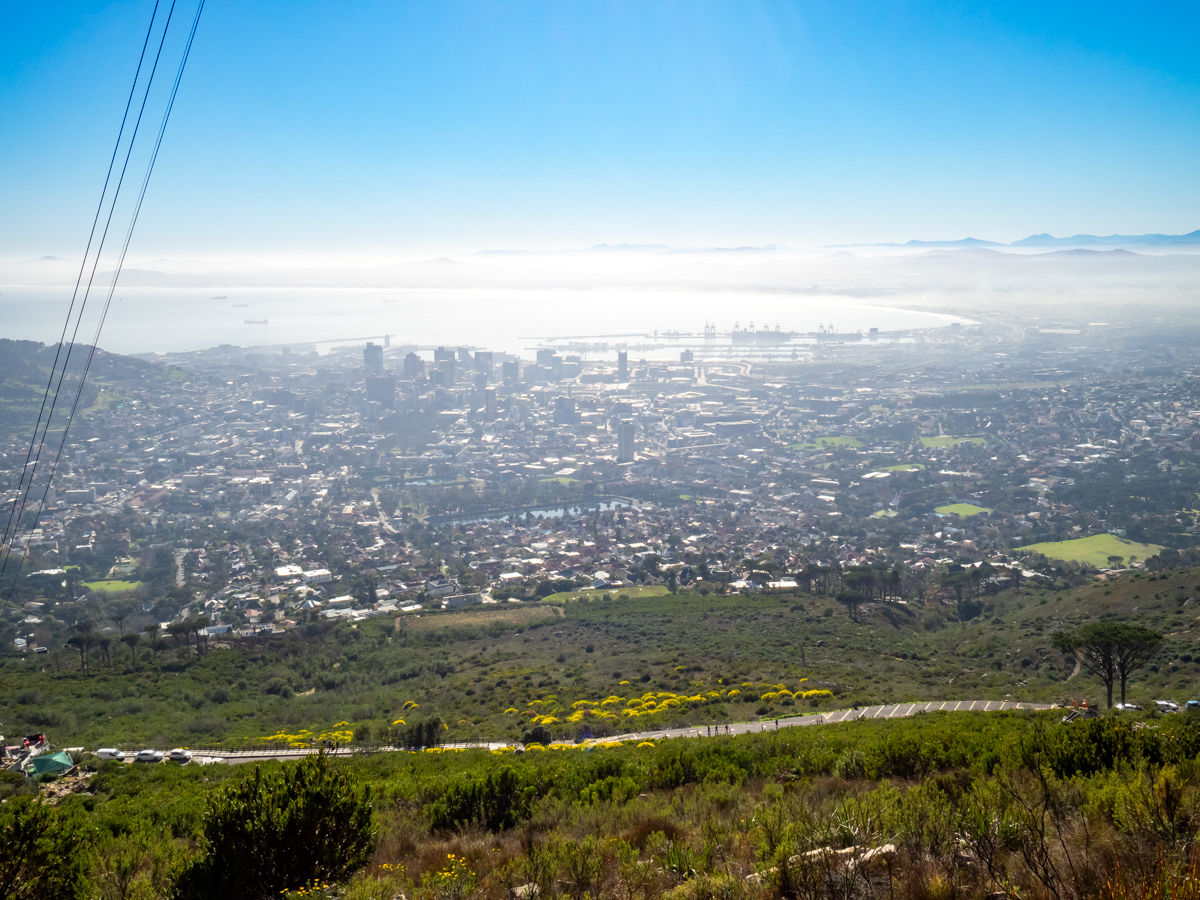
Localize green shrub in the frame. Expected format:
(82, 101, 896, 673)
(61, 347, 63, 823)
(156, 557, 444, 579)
(579, 774, 640, 805)
(0, 797, 94, 900)
(170, 751, 375, 900)
(427, 764, 537, 832)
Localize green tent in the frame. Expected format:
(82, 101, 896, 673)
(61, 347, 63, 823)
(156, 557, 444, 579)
(31, 751, 73, 776)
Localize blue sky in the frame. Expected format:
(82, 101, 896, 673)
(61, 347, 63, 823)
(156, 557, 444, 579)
(2, 1, 1198, 259)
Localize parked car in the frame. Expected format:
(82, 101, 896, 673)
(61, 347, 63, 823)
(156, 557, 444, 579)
(1155, 700, 1179, 713)
(134, 749, 164, 764)
(1187, 700, 1200, 712)
(1115, 702, 1141, 711)
(95, 748, 125, 761)
(167, 748, 193, 763)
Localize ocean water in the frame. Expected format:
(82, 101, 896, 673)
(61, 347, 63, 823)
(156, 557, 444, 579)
(0, 285, 971, 358)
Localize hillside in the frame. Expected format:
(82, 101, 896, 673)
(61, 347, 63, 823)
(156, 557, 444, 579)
(0, 338, 180, 444)
(3, 568, 1196, 749)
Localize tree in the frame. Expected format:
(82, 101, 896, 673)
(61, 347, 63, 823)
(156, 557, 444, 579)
(835, 590, 863, 622)
(0, 797, 93, 899)
(171, 751, 375, 900)
(1053, 623, 1163, 708)
(143, 623, 161, 661)
(166, 622, 190, 657)
(120, 633, 140, 670)
(65, 635, 88, 676)
(1113, 625, 1164, 705)
(94, 635, 113, 672)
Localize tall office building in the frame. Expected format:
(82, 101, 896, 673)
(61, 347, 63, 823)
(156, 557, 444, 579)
(502, 360, 519, 384)
(475, 351, 494, 376)
(617, 350, 629, 382)
(553, 396, 578, 426)
(402, 352, 423, 379)
(365, 374, 396, 409)
(484, 388, 497, 420)
(617, 420, 635, 462)
(364, 342, 384, 374)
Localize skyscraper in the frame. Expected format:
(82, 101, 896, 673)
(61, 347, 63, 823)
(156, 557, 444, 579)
(364, 342, 383, 374)
(365, 374, 396, 409)
(553, 396, 578, 426)
(617, 350, 629, 382)
(617, 420, 635, 462)
(402, 352, 423, 379)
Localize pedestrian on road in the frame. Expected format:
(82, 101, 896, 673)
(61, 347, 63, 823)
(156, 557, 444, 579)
(775, 719, 779, 730)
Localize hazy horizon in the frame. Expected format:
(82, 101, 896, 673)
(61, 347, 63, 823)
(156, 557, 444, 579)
(5, 3, 1200, 263)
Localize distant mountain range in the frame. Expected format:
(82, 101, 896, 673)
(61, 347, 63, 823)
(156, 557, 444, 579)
(857, 230, 1200, 250)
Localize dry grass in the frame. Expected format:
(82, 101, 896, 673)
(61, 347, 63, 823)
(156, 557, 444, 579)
(406, 606, 556, 631)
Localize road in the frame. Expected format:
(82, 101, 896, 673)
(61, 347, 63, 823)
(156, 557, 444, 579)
(121, 699, 1053, 765)
(618, 699, 1052, 743)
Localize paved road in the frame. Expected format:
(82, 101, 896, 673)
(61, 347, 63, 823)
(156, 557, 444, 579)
(622, 699, 1053, 742)
(121, 699, 1052, 764)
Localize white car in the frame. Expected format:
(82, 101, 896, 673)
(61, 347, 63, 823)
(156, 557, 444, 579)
(1156, 700, 1179, 713)
(167, 748, 193, 763)
(95, 748, 125, 761)
(134, 749, 164, 763)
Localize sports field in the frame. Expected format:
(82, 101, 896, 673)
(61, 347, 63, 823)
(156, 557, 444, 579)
(82, 580, 142, 593)
(1020, 533, 1162, 567)
(935, 503, 992, 517)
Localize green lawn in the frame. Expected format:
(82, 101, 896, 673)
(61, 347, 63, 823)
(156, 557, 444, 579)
(870, 509, 898, 518)
(882, 463, 925, 472)
(935, 503, 992, 517)
(543, 584, 671, 605)
(82, 580, 142, 593)
(920, 435, 988, 448)
(1020, 533, 1163, 568)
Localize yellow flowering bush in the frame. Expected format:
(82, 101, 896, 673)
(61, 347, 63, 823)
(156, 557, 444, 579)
(422, 852, 476, 900)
